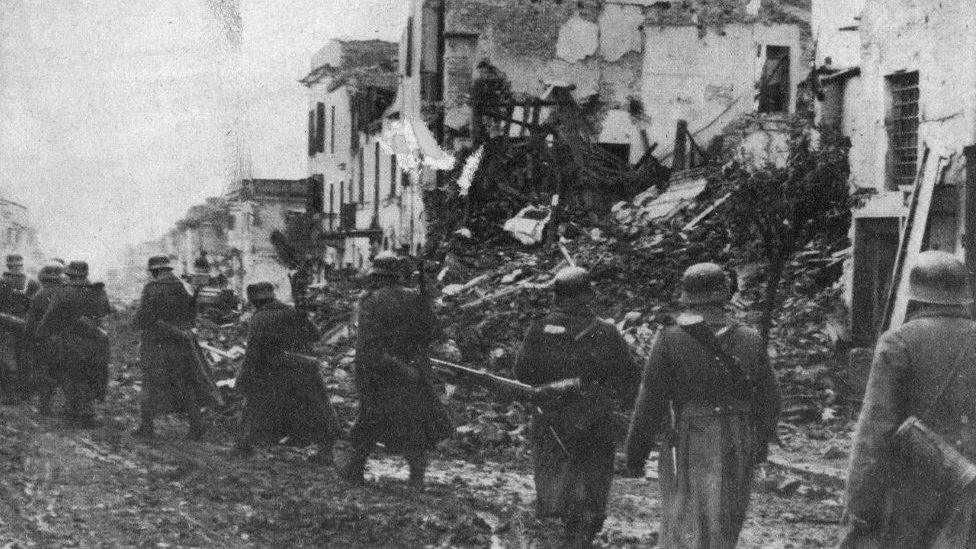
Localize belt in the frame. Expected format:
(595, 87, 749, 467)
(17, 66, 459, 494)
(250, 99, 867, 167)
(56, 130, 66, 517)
(679, 402, 750, 418)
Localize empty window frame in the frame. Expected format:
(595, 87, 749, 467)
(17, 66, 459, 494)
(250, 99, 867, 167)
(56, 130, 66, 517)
(358, 150, 365, 202)
(885, 71, 920, 190)
(307, 110, 315, 156)
(315, 103, 326, 153)
(758, 45, 791, 114)
(330, 105, 336, 154)
(389, 154, 397, 198)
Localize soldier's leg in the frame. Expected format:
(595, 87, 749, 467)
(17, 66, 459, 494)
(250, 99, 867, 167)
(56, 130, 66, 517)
(235, 399, 258, 456)
(405, 450, 427, 490)
(340, 412, 373, 484)
(133, 402, 155, 438)
(186, 405, 206, 440)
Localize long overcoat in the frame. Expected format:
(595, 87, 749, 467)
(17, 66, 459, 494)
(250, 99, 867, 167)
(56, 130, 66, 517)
(0, 273, 38, 395)
(626, 311, 780, 549)
(349, 284, 451, 453)
(513, 303, 639, 525)
(844, 307, 976, 548)
(237, 299, 341, 444)
(33, 279, 111, 403)
(25, 280, 64, 391)
(133, 273, 208, 415)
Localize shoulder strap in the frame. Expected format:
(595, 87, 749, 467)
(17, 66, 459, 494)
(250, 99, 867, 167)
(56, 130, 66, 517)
(679, 322, 748, 381)
(919, 332, 976, 424)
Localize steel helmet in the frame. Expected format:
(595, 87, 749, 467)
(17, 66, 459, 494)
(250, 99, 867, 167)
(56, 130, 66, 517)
(368, 250, 401, 277)
(908, 250, 972, 305)
(553, 266, 592, 297)
(679, 262, 731, 305)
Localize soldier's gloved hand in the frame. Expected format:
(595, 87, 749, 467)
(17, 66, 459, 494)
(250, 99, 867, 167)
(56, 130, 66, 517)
(398, 363, 421, 382)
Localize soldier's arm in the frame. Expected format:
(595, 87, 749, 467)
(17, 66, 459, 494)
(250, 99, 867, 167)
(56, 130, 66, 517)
(746, 328, 780, 447)
(845, 331, 908, 527)
(298, 310, 322, 343)
(34, 293, 64, 340)
(132, 286, 156, 330)
(24, 295, 46, 339)
(625, 329, 670, 473)
(513, 323, 547, 386)
(595, 323, 640, 399)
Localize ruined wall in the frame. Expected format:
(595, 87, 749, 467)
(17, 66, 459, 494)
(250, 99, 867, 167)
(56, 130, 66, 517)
(641, 23, 802, 159)
(851, 0, 976, 195)
(812, 0, 862, 68)
(438, 0, 807, 162)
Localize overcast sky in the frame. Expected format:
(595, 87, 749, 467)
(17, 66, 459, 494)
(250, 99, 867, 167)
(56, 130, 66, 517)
(0, 0, 407, 275)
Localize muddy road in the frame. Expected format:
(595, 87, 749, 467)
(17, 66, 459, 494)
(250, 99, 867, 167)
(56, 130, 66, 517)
(0, 311, 845, 548)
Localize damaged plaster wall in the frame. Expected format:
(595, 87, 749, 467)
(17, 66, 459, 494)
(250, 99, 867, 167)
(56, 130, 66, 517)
(641, 23, 803, 159)
(444, 0, 648, 160)
(442, 0, 809, 163)
(850, 0, 976, 198)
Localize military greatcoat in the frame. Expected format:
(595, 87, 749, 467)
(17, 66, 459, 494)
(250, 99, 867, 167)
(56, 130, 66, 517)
(133, 273, 208, 415)
(25, 279, 63, 398)
(0, 272, 39, 399)
(626, 310, 780, 549)
(844, 306, 976, 548)
(237, 299, 341, 445)
(33, 279, 111, 409)
(350, 284, 451, 453)
(514, 303, 639, 533)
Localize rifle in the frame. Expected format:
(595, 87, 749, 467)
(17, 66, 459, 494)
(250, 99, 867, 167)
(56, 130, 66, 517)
(430, 358, 581, 456)
(156, 320, 225, 407)
(429, 358, 580, 400)
(0, 312, 25, 335)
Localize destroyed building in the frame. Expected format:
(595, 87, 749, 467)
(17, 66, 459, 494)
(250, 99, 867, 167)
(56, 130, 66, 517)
(225, 178, 311, 294)
(816, 0, 976, 347)
(0, 196, 42, 270)
(301, 39, 431, 271)
(393, 0, 812, 242)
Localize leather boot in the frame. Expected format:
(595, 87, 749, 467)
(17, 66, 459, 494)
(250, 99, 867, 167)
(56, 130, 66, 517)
(340, 447, 368, 485)
(186, 408, 206, 441)
(406, 451, 427, 492)
(133, 413, 155, 439)
(308, 439, 335, 465)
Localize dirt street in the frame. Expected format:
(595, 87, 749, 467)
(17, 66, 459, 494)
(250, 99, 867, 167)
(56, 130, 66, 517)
(0, 310, 845, 548)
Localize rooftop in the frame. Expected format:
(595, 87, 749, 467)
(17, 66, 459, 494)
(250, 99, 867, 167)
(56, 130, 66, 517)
(302, 39, 398, 87)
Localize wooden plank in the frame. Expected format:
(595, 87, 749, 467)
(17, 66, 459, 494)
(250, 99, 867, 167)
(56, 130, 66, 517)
(965, 145, 976, 317)
(885, 147, 950, 331)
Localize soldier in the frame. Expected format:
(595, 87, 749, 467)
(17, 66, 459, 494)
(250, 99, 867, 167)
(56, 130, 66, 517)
(132, 256, 208, 439)
(625, 262, 780, 549)
(513, 266, 639, 548)
(31, 261, 111, 425)
(235, 282, 342, 462)
(2, 254, 41, 297)
(842, 251, 976, 547)
(26, 262, 67, 414)
(0, 254, 39, 402)
(341, 251, 451, 490)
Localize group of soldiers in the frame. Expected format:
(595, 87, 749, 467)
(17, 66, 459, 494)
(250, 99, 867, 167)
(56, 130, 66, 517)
(0, 254, 111, 424)
(4, 246, 976, 548)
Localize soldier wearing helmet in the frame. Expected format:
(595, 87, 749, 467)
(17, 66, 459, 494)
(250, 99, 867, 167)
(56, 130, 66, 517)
(341, 250, 451, 490)
(625, 262, 780, 549)
(0, 254, 39, 403)
(25, 262, 66, 414)
(513, 266, 639, 548)
(844, 250, 976, 547)
(31, 260, 111, 425)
